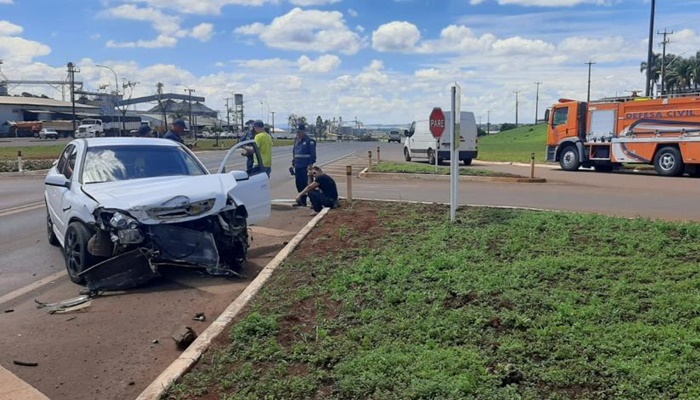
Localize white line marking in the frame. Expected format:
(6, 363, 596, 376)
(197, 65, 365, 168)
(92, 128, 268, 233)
(0, 201, 44, 217)
(0, 270, 67, 306)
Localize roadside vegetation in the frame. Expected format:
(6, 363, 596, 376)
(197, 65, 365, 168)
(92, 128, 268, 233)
(478, 124, 547, 164)
(373, 161, 523, 177)
(167, 201, 700, 400)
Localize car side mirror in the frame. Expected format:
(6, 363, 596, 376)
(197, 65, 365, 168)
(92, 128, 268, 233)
(45, 174, 70, 189)
(232, 170, 249, 181)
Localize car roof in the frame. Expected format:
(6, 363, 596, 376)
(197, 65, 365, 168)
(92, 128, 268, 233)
(78, 137, 181, 148)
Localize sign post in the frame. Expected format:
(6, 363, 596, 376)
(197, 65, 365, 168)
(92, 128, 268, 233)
(429, 107, 446, 173)
(450, 84, 461, 222)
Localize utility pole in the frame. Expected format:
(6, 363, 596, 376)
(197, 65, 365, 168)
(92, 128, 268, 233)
(534, 81, 542, 123)
(487, 110, 490, 135)
(67, 62, 79, 134)
(645, 0, 656, 97)
(585, 61, 596, 103)
(184, 88, 195, 138)
(513, 90, 520, 126)
(156, 82, 166, 132)
(658, 28, 673, 96)
(226, 97, 231, 131)
(271, 111, 275, 136)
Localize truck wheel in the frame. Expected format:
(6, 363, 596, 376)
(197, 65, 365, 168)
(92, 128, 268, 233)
(64, 222, 98, 284)
(403, 148, 411, 162)
(654, 147, 684, 177)
(463, 158, 472, 166)
(428, 149, 436, 165)
(559, 146, 580, 171)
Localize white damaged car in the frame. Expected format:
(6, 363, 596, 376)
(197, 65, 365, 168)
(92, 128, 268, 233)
(44, 137, 270, 291)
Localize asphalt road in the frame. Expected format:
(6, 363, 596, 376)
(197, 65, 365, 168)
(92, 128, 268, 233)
(2, 140, 700, 400)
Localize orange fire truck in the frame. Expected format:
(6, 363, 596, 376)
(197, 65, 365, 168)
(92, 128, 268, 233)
(545, 95, 700, 176)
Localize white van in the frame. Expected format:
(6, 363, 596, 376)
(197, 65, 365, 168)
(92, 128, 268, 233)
(403, 111, 478, 165)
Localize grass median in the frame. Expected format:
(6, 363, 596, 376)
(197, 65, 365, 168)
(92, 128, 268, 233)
(372, 161, 523, 177)
(167, 201, 700, 400)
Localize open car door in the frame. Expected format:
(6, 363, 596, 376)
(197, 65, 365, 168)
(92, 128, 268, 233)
(217, 139, 271, 225)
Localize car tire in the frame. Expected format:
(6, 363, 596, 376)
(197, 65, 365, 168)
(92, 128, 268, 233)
(463, 158, 472, 166)
(428, 149, 436, 165)
(64, 222, 98, 284)
(404, 147, 411, 162)
(46, 208, 60, 247)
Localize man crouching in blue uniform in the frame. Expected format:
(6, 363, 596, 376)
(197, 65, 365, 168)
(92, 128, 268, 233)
(292, 124, 316, 207)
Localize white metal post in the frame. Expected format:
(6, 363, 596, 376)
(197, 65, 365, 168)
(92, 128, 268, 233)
(450, 84, 461, 222)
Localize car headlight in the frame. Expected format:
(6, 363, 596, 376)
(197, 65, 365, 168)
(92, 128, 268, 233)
(110, 212, 139, 230)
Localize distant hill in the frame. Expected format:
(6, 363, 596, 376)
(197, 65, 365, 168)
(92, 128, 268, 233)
(478, 124, 548, 163)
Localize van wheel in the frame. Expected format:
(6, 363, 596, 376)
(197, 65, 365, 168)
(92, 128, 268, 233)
(654, 147, 684, 176)
(404, 148, 411, 162)
(428, 149, 436, 165)
(463, 158, 472, 166)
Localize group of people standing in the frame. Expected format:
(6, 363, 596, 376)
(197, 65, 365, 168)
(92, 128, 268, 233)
(160, 117, 338, 215)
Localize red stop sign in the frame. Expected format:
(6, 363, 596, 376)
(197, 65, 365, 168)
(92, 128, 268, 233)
(429, 107, 446, 139)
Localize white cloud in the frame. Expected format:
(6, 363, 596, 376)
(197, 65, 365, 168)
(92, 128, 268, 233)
(0, 20, 23, 36)
(477, 0, 617, 5)
(0, 21, 51, 64)
(106, 35, 178, 48)
(190, 23, 214, 41)
(0, 0, 13, 4)
(239, 58, 294, 69)
(289, 0, 340, 5)
(297, 54, 341, 73)
(348, 8, 358, 17)
(235, 7, 363, 55)
(372, 21, 421, 52)
(120, 0, 272, 15)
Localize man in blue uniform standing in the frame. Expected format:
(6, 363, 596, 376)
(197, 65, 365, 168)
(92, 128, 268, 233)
(292, 124, 316, 207)
(163, 119, 186, 144)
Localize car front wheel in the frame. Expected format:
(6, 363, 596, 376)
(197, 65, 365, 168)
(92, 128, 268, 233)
(64, 222, 98, 284)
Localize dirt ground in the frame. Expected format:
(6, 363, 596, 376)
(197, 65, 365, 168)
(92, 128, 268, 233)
(174, 200, 398, 399)
(0, 206, 315, 400)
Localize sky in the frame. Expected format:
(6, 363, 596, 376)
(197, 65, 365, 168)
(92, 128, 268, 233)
(1, 0, 700, 127)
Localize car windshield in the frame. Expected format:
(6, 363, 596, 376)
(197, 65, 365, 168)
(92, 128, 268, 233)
(82, 145, 207, 184)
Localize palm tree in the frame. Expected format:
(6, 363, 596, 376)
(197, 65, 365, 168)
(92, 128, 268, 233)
(691, 52, 700, 91)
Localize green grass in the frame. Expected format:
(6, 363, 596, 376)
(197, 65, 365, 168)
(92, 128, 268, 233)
(0, 144, 66, 160)
(0, 138, 296, 161)
(479, 124, 548, 163)
(166, 201, 700, 400)
(373, 161, 523, 177)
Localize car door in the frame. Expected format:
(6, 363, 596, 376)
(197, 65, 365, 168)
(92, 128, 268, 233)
(216, 139, 271, 225)
(45, 144, 78, 239)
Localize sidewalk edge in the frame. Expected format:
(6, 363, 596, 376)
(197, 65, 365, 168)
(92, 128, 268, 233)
(135, 207, 330, 400)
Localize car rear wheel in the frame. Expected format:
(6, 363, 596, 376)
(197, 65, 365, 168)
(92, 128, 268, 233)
(46, 208, 60, 247)
(64, 222, 98, 284)
(463, 158, 472, 166)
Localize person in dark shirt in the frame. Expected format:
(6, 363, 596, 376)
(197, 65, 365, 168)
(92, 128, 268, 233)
(295, 166, 339, 215)
(163, 119, 186, 144)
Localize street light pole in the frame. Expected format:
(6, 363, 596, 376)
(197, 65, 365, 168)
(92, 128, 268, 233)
(183, 87, 196, 138)
(585, 61, 596, 103)
(645, 0, 656, 97)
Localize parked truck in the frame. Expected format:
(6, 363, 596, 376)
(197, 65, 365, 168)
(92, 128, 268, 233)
(545, 95, 700, 176)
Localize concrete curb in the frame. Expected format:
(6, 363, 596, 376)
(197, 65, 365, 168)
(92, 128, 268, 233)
(358, 170, 546, 183)
(135, 207, 330, 400)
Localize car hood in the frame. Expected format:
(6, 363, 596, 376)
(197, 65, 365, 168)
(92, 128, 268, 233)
(82, 174, 237, 224)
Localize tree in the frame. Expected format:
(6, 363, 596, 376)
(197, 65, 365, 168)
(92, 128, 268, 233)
(500, 123, 517, 132)
(640, 53, 662, 95)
